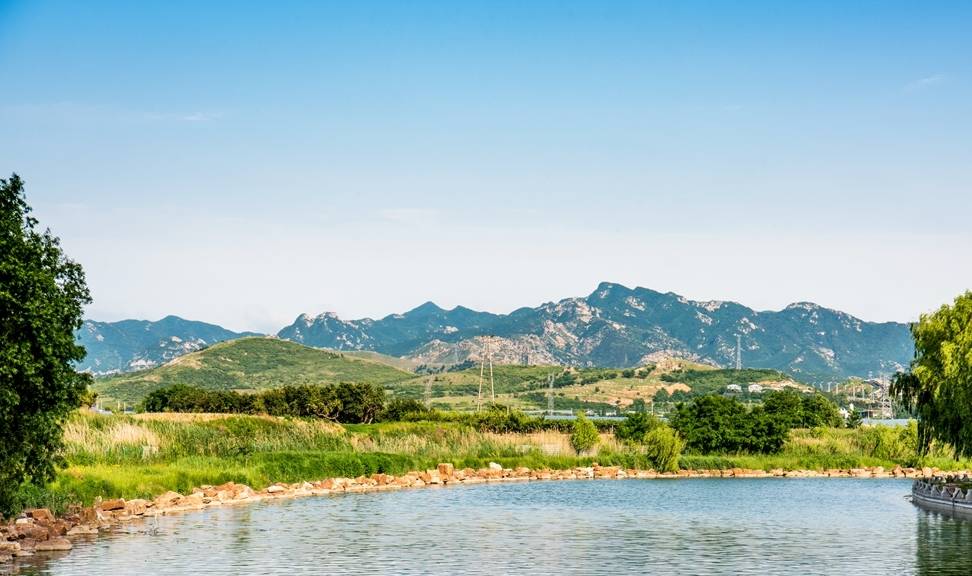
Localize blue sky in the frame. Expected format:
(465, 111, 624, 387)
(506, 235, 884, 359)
(1, 1, 970, 332)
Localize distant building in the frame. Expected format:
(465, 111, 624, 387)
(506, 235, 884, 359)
(747, 384, 763, 394)
(726, 384, 742, 393)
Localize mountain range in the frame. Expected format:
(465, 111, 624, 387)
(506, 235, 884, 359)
(76, 316, 258, 374)
(78, 282, 915, 381)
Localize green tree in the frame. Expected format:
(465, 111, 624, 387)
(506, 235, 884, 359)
(643, 426, 684, 473)
(892, 292, 972, 457)
(761, 389, 804, 429)
(570, 412, 599, 454)
(800, 393, 842, 428)
(0, 174, 91, 515)
(615, 412, 662, 442)
(669, 395, 749, 453)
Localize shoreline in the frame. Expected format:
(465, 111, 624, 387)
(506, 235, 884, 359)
(0, 462, 954, 566)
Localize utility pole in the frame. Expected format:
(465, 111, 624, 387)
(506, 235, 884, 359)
(424, 375, 433, 409)
(547, 373, 554, 416)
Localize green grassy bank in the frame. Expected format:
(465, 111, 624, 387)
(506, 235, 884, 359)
(14, 412, 971, 515)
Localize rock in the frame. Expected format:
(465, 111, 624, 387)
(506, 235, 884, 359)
(488, 462, 503, 471)
(99, 498, 126, 512)
(266, 485, 287, 494)
(921, 467, 934, 478)
(437, 463, 455, 478)
(26, 509, 54, 523)
(0, 542, 20, 555)
(17, 524, 49, 541)
(34, 538, 72, 552)
(180, 493, 205, 508)
(125, 499, 150, 516)
(155, 491, 184, 508)
(66, 525, 99, 536)
(79, 506, 98, 524)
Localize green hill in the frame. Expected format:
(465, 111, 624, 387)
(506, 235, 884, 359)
(93, 337, 418, 405)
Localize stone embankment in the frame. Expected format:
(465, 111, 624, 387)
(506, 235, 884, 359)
(0, 463, 956, 565)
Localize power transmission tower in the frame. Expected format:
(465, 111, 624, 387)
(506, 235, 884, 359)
(477, 336, 495, 411)
(735, 334, 742, 370)
(547, 373, 555, 416)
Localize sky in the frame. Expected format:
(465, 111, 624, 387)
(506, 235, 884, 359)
(1, 1, 970, 333)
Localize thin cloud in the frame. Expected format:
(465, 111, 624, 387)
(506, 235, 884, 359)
(905, 74, 945, 92)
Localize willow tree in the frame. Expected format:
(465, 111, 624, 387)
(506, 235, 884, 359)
(0, 174, 91, 515)
(892, 292, 972, 457)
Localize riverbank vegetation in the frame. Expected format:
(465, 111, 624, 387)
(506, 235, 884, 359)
(10, 407, 970, 517)
(892, 291, 972, 458)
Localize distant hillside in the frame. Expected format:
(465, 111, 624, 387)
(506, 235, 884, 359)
(279, 282, 913, 382)
(76, 316, 259, 374)
(93, 337, 416, 404)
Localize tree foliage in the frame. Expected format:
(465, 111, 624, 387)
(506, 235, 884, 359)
(615, 413, 663, 442)
(141, 382, 387, 423)
(643, 426, 684, 473)
(761, 389, 843, 428)
(0, 174, 91, 515)
(892, 292, 972, 457)
(570, 412, 599, 454)
(669, 395, 789, 454)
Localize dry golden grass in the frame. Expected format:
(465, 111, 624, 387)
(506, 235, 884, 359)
(64, 419, 160, 453)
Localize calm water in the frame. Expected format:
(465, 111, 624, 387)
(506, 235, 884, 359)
(8, 479, 972, 575)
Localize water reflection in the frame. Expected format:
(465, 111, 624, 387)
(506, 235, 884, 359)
(3, 479, 971, 575)
(915, 509, 972, 575)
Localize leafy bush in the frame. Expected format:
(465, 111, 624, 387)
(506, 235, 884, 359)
(643, 426, 684, 472)
(615, 413, 664, 443)
(570, 412, 599, 454)
(141, 383, 386, 423)
(382, 399, 430, 421)
(669, 395, 788, 454)
(761, 389, 842, 428)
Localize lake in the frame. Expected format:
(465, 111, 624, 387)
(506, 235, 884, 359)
(8, 478, 972, 575)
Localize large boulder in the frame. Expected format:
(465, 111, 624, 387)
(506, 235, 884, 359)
(26, 509, 54, 523)
(125, 499, 151, 516)
(154, 491, 184, 509)
(34, 538, 72, 552)
(99, 498, 126, 512)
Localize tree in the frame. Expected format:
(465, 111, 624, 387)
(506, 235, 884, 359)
(0, 174, 91, 515)
(761, 389, 804, 429)
(892, 291, 972, 457)
(800, 394, 842, 428)
(615, 412, 662, 442)
(669, 395, 749, 453)
(643, 426, 684, 473)
(570, 412, 599, 454)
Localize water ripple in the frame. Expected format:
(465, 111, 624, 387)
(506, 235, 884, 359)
(6, 479, 972, 575)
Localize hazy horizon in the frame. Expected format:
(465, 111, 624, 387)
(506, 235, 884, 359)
(2, 1, 970, 332)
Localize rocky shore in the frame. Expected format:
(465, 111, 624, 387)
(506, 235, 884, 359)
(0, 463, 956, 566)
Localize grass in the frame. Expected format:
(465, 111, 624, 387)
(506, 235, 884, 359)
(93, 338, 417, 404)
(18, 411, 972, 516)
(679, 425, 972, 471)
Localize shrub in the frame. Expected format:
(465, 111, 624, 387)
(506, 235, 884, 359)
(382, 399, 429, 421)
(570, 412, 599, 454)
(615, 413, 663, 443)
(643, 426, 684, 473)
(140, 383, 386, 423)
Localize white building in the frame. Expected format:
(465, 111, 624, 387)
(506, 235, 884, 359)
(726, 384, 743, 393)
(747, 383, 763, 394)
